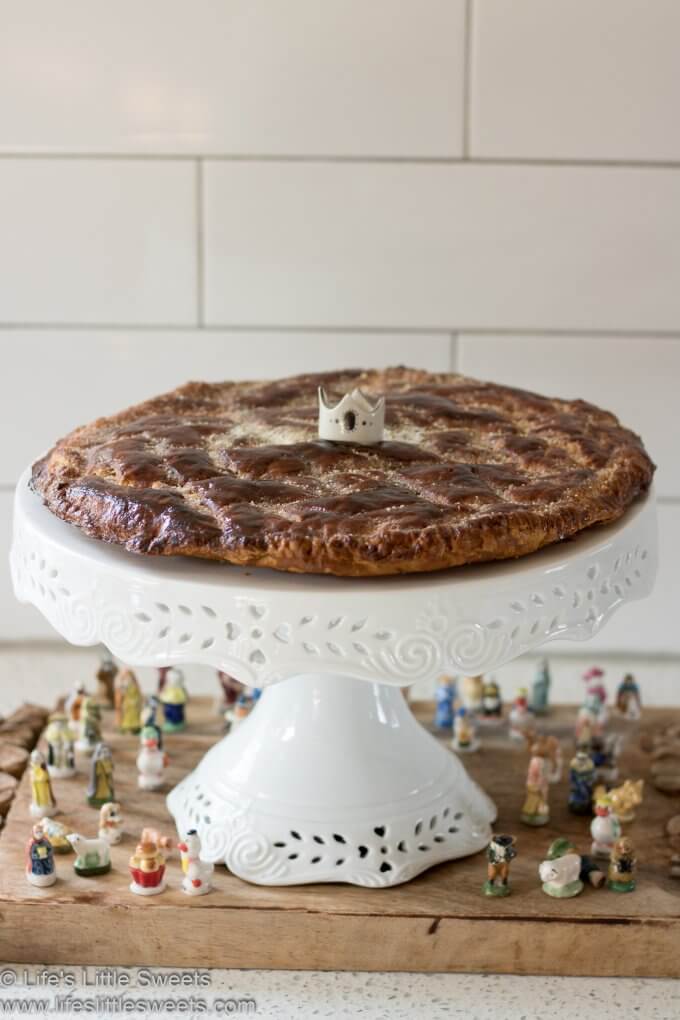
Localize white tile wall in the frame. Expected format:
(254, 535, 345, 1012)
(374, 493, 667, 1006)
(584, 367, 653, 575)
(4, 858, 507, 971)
(0, 0, 465, 157)
(470, 0, 680, 162)
(457, 334, 680, 499)
(0, 160, 196, 325)
(1, 331, 450, 484)
(204, 162, 680, 331)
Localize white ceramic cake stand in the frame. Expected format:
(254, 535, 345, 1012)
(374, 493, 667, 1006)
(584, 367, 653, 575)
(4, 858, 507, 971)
(10, 470, 657, 887)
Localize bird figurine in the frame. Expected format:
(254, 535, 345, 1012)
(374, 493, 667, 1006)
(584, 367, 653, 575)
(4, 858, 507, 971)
(177, 830, 214, 896)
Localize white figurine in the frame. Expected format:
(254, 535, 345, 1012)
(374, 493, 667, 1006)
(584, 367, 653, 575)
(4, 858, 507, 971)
(177, 830, 214, 896)
(67, 832, 111, 876)
(98, 802, 123, 845)
(539, 839, 583, 898)
(508, 689, 532, 742)
(136, 726, 168, 791)
(591, 794, 622, 859)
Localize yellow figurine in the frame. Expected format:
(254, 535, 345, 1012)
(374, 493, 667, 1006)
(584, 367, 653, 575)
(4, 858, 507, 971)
(29, 749, 57, 818)
(115, 668, 143, 734)
(594, 779, 644, 824)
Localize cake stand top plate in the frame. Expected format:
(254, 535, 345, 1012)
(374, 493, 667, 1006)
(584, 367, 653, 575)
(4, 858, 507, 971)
(10, 469, 657, 687)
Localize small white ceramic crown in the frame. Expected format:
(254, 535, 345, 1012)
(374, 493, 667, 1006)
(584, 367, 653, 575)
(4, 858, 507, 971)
(318, 386, 385, 444)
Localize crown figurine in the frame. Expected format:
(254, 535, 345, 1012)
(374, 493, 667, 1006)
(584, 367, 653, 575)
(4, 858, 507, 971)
(318, 387, 385, 445)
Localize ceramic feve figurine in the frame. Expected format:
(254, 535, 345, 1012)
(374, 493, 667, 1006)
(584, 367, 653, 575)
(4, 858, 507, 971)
(160, 667, 188, 733)
(137, 725, 168, 791)
(483, 834, 517, 897)
(225, 692, 253, 732)
(616, 673, 641, 720)
(539, 838, 583, 898)
(590, 733, 621, 784)
(481, 678, 503, 723)
(590, 793, 621, 859)
(575, 693, 605, 748)
(67, 831, 111, 876)
(520, 745, 551, 827)
(98, 802, 123, 845)
(115, 668, 143, 735)
(531, 658, 551, 716)
(452, 707, 479, 753)
(508, 688, 532, 741)
(607, 837, 636, 892)
(460, 675, 484, 713)
(26, 823, 57, 886)
(216, 670, 241, 716)
(39, 817, 73, 854)
(129, 836, 167, 896)
(87, 742, 115, 808)
(65, 683, 87, 727)
(568, 749, 596, 815)
(96, 649, 117, 709)
(75, 696, 102, 755)
(583, 666, 608, 717)
(434, 677, 456, 730)
(177, 830, 214, 896)
(44, 712, 76, 779)
(29, 749, 57, 818)
(140, 695, 164, 750)
(606, 779, 644, 823)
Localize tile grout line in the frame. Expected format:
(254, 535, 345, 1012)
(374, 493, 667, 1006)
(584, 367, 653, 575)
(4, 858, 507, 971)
(461, 0, 473, 159)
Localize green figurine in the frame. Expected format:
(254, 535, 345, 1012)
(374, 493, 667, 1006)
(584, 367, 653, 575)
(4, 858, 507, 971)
(87, 742, 115, 808)
(531, 658, 551, 715)
(483, 834, 517, 897)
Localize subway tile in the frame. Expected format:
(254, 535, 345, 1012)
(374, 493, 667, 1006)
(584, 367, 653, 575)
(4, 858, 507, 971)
(1, 330, 450, 484)
(470, 0, 680, 161)
(0, 0, 464, 157)
(457, 334, 680, 499)
(0, 160, 195, 324)
(204, 161, 680, 331)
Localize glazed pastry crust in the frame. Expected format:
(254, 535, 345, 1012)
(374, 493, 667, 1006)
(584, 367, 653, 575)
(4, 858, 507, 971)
(31, 367, 655, 576)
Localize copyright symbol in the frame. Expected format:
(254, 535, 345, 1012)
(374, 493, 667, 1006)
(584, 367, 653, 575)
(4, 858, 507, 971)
(0, 970, 16, 987)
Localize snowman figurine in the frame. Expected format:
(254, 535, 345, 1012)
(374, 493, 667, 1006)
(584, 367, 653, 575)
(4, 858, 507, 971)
(591, 793, 621, 859)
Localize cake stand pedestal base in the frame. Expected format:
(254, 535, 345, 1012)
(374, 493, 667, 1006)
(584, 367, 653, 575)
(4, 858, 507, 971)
(167, 673, 496, 887)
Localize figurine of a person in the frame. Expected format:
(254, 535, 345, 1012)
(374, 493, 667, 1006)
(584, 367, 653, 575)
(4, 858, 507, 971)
(520, 743, 550, 826)
(531, 659, 551, 715)
(460, 675, 484, 713)
(29, 749, 57, 818)
(129, 836, 167, 896)
(96, 650, 118, 708)
(87, 742, 115, 808)
(509, 688, 531, 741)
(216, 670, 241, 716)
(568, 749, 595, 815)
(583, 667, 608, 725)
(616, 673, 641, 720)
(452, 707, 479, 753)
(434, 677, 456, 730)
(590, 733, 621, 784)
(115, 668, 143, 734)
(591, 794, 621, 859)
(26, 823, 57, 886)
(608, 837, 636, 892)
(160, 667, 188, 732)
(140, 695, 164, 750)
(137, 725, 168, 791)
(65, 683, 87, 726)
(483, 834, 517, 897)
(45, 712, 76, 778)
(99, 802, 124, 845)
(75, 696, 102, 755)
(481, 678, 502, 721)
(539, 838, 583, 898)
(575, 693, 605, 747)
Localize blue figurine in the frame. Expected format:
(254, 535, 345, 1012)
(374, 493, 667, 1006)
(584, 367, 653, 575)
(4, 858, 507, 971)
(434, 677, 456, 730)
(531, 658, 551, 715)
(568, 749, 595, 815)
(141, 694, 163, 751)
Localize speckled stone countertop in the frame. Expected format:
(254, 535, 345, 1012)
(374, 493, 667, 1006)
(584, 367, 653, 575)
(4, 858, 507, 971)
(1, 968, 678, 1019)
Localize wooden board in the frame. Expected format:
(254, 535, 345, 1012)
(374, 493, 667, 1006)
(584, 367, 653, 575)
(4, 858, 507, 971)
(0, 697, 679, 976)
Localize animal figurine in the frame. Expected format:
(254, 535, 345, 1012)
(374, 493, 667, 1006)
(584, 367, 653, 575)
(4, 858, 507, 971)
(44, 712, 76, 778)
(96, 650, 117, 708)
(539, 838, 583, 898)
(129, 836, 167, 895)
(608, 837, 637, 892)
(136, 725, 168, 791)
(140, 695, 164, 750)
(39, 817, 73, 854)
(590, 793, 621, 859)
(481, 678, 502, 722)
(508, 689, 532, 741)
(434, 677, 456, 730)
(87, 742, 115, 808)
(75, 696, 102, 755)
(115, 668, 143, 734)
(160, 668, 188, 732)
(177, 830, 214, 896)
(531, 659, 551, 715)
(29, 749, 57, 818)
(604, 779, 644, 823)
(67, 832, 111, 876)
(452, 707, 479, 753)
(460, 675, 484, 713)
(616, 673, 641, 720)
(98, 802, 123, 845)
(568, 749, 595, 815)
(483, 834, 516, 897)
(65, 682, 87, 726)
(26, 823, 57, 886)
